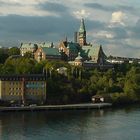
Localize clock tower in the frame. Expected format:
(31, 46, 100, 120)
(78, 18, 87, 46)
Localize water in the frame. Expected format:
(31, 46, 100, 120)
(0, 105, 140, 140)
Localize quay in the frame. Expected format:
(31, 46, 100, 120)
(0, 103, 112, 112)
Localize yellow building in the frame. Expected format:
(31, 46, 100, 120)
(20, 43, 38, 56)
(0, 75, 46, 105)
(68, 52, 83, 66)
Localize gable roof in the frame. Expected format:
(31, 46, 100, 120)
(80, 45, 105, 59)
(81, 45, 106, 59)
(42, 47, 61, 56)
(37, 42, 53, 48)
(67, 42, 79, 51)
(21, 43, 37, 49)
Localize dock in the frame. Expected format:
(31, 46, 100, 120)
(0, 103, 112, 112)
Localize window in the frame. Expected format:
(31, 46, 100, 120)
(9, 92, 13, 95)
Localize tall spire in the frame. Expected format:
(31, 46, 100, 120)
(79, 18, 86, 33)
(78, 18, 86, 46)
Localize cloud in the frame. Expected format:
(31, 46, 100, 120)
(118, 5, 135, 12)
(0, 0, 55, 16)
(0, 0, 139, 58)
(97, 31, 114, 39)
(109, 27, 129, 39)
(84, 3, 114, 11)
(38, 2, 68, 14)
(84, 2, 137, 14)
(104, 44, 140, 58)
(73, 9, 90, 19)
(0, 0, 46, 6)
(109, 11, 127, 27)
(130, 19, 140, 39)
(0, 14, 80, 44)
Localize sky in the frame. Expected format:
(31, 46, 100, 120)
(0, 0, 140, 58)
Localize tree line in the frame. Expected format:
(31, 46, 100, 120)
(0, 47, 140, 105)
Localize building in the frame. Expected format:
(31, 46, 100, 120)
(80, 45, 106, 63)
(68, 52, 83, 66)
(91, 95, 104, 103)
(0, 75, 47, 105)
(59, 18, 111, 69)
(107, 56, 140, 64)
(77, 18, 87, 46)
(19, 19, 113, 69)
(20, 43, 38, 56)
(59, 41, 80, 61)
(69, 49, 113, 69)
(34, 43, 61, 62)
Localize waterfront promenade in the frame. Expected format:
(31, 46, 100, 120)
(0, 103, 112, 112)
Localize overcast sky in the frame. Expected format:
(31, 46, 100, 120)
(0, 0, 140, 58)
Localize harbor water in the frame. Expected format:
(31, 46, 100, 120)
(0, 105, 140, 140)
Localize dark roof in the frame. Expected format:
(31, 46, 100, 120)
(67, 42, 79, 51)
(0, 74, 46, 81)
(92, 95, 103, 98)
(42, 47, 61, 56)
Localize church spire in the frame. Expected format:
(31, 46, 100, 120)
(79, 18, 86, 33)
(78, 18, 86, 46)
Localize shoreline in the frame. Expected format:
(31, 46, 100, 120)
(0, 103, 112, 112)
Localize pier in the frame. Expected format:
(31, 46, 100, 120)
(0, 103, 112, 112)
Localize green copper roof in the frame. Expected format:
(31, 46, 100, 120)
(79, 18, 86, 33)
(80, 45, 101, 59)
(67, 42, 79, 51)
(42, 47, 61, 56)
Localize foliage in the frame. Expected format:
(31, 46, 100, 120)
(23, 52, 34, 58)
(0, 53, 140, 105)
(0, 48, 9, 63)
(8, 47, 20, 56)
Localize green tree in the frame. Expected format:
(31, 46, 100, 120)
(123, 67, 140, 101)
(8, 47, 20, 56)
(0, 48, 9, 63)
(24, 52, 34, 58)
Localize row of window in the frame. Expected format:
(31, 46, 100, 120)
(9, 92, 21, 95)
(26, 92, 44, 95)
(3, 86, 45, 91)
(26, 82, 45, 85)
(9, 87, 22, 90)
(2, 79, 46, 82)
(9, 82, 22, 85)
(8, 92, 43, 96)
(21, 48, 34, 50)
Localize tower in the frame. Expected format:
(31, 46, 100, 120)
(78, 18, 86, 46)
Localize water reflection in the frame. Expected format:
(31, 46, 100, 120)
(0, 106, 140, 140)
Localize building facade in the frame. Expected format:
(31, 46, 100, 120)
(34, 43, 61, 62)
(19, 19, 113, 69)
(20, 43, 38, 56)
(0, 75, 46, 105)
(58, 41, 80, 61)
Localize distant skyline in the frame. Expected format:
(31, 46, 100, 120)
(0, 0, 140, 58)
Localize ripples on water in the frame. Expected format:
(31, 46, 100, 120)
(0, 105, 140, 140)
